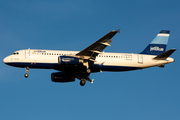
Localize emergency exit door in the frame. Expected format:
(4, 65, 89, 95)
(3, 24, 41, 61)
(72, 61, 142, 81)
(138, 55, 143, 64)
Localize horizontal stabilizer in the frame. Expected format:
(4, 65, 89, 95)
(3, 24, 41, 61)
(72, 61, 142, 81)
(153, 49, 176, 60)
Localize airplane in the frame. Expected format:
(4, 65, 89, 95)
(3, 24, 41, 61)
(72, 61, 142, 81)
(3, 29, 176, 86)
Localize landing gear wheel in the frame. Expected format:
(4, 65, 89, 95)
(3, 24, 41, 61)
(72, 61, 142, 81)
(24, 73, 29, 78)
(24, 67, 29, 78)
(87, 69, 91, 73)
(80, 80, 86, 86)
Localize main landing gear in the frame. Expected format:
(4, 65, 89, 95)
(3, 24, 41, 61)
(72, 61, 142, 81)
(80, 80, 86, 86)
(79, 79, 94, 86)
(24, 67, 29, 78)
(86, 68, 91, 73)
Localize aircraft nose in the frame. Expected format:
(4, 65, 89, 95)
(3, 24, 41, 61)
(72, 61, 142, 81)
(3, 56, 10, 64)
(3, 57, 7, 63)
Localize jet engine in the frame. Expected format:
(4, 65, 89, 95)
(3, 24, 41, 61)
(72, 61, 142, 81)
(58, 56, 83, 65)
(51, 72, 75, 82)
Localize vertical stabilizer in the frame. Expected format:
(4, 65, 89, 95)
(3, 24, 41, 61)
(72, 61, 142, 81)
(140, 30, 170, 55)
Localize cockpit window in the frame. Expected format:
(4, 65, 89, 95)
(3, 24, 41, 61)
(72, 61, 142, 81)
(12, 52, 19, 55)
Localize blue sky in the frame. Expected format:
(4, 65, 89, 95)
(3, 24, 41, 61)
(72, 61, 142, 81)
(0, 0, 180, 120)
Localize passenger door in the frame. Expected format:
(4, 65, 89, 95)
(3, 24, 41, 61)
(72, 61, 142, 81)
(25, 48, 30, 58)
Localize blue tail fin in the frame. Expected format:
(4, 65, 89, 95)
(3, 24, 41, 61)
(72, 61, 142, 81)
(140, 30, 170, 55)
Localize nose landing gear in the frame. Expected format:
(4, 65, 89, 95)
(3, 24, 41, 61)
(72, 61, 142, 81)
(24, 67, 29, 78)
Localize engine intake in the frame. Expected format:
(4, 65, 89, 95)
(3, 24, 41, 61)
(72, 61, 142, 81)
(58, 56, 83, 65)
(51, 72, 75, 82)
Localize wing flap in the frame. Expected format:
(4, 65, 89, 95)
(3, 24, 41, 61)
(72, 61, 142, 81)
(100, 42, 111, 46)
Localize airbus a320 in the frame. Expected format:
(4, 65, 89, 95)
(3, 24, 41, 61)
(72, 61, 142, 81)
(3, 30, 176, 86)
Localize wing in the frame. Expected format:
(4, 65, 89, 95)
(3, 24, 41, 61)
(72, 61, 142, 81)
(76, 29, 120, 61)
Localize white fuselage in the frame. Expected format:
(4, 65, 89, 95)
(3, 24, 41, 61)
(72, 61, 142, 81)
(3, 49, 175, 72)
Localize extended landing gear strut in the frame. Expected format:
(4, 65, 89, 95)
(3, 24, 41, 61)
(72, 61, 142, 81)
(24, 67, 29, 78)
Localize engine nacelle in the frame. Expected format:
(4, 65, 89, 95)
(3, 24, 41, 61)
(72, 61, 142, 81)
(58, 56, 83, 65)
(51, 72, 75, 82)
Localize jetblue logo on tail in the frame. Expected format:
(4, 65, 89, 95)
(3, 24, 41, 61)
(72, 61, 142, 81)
(141, 44, 166, 55)
(150, 46, 164, 51)
(140, 30, 170, 55)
